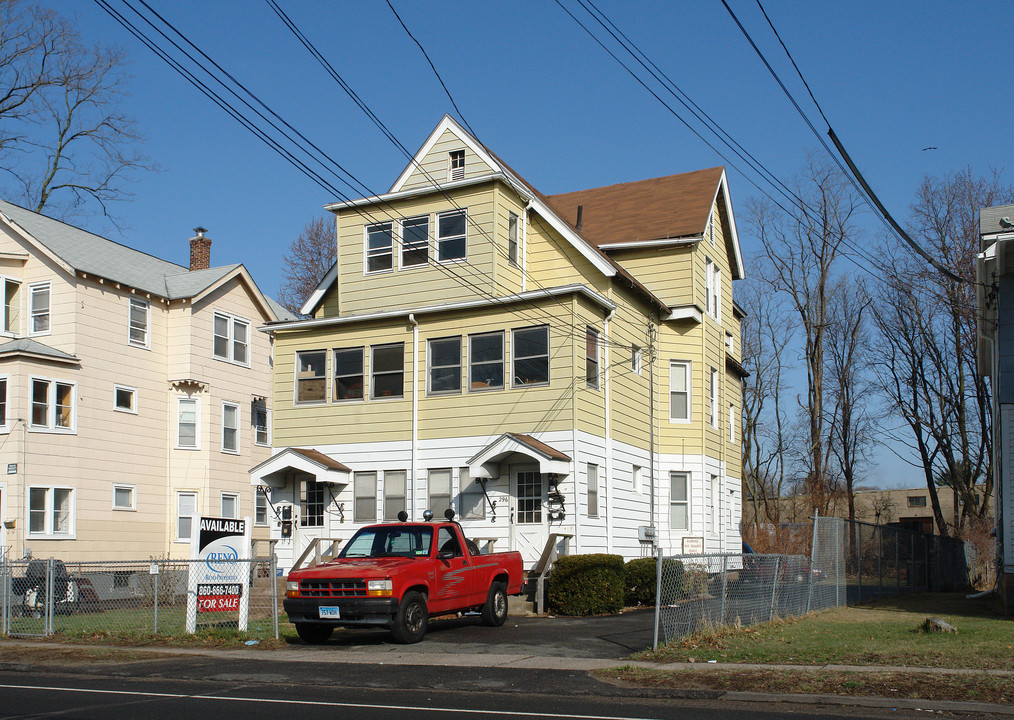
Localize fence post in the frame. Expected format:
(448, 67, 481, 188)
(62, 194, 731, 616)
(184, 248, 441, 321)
(45, 557, 54, 636)
(769, 556, 780, 622)
(807, 512, 819, 614)
(878, 526, 883, 598)
(719, 554, 728, 625)
(835, 520, 841, 608)
(895, 529, 900, 595)
(154, 562, 159, 635)
(1, 555, 7, 635)
(652, 547, 663, 650)
(271, 552, 279, 641)
(856, 522, 863, 604)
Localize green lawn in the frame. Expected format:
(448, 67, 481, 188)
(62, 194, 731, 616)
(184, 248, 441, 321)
(640, 592, 1014, 670)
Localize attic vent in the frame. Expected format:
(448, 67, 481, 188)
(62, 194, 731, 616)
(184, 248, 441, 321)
(449, 150, 465, 181)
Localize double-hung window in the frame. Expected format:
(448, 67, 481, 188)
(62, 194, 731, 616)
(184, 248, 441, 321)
(508, 212, 519, 267)
(428, 336, 461, 394)
(214, 312, 250, 366)
(333, 347, 364, 401)
(371, 343, 404, 399)
(729, 403, 736, 443)
(366, 222, 393, 273)
(255, 489, 268, 526)
(512, 325, 549, 386)
(709, 367, 719, 429)
(177, 397, 199, 448)
(428, 468, 452, 514)
(354, 471, 377, 522)
(253, 401, 270, 446)
(222, 401, 240, 453)
(3, 278, 20, 334)
(469, 331, 503, 390)
(669, 361, 690, 421)
(0, 376, 8, 431)
(221, 492, 239, 519)
(705, 259, 721, 321)
(384, 470, 407, 521)
(29, 486, 74, 537)
(401, 216, 429, 267)
(31, 378, 75, 431)
(177, 491, 197, 542)
(670, 471, 689, 531)
(587, 463, 599, 517)
(585, 327, 600, 389)
(631, 345, 642, 375)
(129, 298, 149, 347)
(296, 350, 326, 403)
(29, 282, 50, 335)
(437, 210, 467, 262)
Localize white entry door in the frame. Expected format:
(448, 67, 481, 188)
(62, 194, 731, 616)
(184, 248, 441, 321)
(509, 466, 548, 565)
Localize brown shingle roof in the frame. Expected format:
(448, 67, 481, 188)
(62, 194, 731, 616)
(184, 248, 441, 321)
(507, 433, 571, 461)
(543, 167, 724, 248)
(291, 448, 352, 472)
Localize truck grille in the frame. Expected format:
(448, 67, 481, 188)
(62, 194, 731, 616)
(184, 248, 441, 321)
(300, 578, 367, 598)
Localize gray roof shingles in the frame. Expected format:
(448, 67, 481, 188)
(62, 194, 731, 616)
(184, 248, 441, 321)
(0, 337, 79, 362)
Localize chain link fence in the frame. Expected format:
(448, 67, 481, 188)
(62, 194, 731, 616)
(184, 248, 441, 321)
(1, 556, 281, 639)
(654, 516, 846, 647)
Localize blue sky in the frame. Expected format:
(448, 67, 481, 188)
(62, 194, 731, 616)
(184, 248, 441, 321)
(52, 0, 1014, 487)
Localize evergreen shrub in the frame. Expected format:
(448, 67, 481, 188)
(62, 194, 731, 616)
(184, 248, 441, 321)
(546, 553, 624, 615)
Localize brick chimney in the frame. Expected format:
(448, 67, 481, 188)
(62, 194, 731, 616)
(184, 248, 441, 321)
(189, 226, 211, 271)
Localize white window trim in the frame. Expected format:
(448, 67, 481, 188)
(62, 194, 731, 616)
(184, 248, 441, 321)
(254, 404, 271, 447)
(113, 384, 138, 414)
(128, 297, 150, 349)
(27, 485, 76, 539)
(467, 331, 504, 393)
(1, 276, 22, 337)
(0, 374, 9, 434)
(631, 346, 642, 376)
(670, 471, 689, 532)
(221, 401, 240, 454)
(436, 209, 468, 263)
(112, 483, 136, 511)
(511, 325, 551, 388)
(28, 281, 51, 337)
(729, 403, 736, 443)
(586, 326, 600, 390)
(176, 490, 198, 543)
(221, 491, 240, 519)
(364, 221, 394, 275)
(448, 150, 465, 181)
(587, 463, 599, 517)
(399, 215, 430, 270)
(254, 487, 269, 526)
(213, 311, 252, 367)
(176, 396, 200, 450)
(669, 360, 691, 423)
(29, 376, 77, 433)
(508, 212, 519, 267)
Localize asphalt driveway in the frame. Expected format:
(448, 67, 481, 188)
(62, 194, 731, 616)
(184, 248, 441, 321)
(286, 607, 656, 659)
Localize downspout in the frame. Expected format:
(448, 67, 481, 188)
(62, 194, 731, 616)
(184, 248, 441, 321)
(409, 313, 419, 521)
(19, 419, 26, 557)
(649, 314, 657, 545)
(604, 308, 615, 554)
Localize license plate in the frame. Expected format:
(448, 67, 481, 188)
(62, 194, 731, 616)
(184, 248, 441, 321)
(319, 606, 341, 619)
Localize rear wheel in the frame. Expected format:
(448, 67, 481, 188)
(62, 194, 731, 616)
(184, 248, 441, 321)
(295, 622, 333, 645)
(481, 582, 508, 627)
(391, 591, 428, 644)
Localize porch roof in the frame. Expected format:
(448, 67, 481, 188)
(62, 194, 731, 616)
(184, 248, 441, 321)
(467, 433, 572, 480)
(249, 447, 351, 487)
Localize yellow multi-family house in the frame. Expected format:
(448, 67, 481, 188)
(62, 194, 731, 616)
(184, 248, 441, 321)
(0, 202, 288, 561)
(253, 116, 746, 570)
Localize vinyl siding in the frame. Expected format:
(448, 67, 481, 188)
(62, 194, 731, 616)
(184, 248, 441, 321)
(398, 129, 495, 191)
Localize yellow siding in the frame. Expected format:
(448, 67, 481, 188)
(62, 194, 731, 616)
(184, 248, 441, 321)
(608, 246, 695, 308)
(399, 129, 495, 191)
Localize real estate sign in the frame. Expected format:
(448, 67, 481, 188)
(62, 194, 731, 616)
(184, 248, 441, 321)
(186, 516, 252, 633)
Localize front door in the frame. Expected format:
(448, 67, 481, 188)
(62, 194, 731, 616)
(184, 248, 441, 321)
(509, 466, 548, 566)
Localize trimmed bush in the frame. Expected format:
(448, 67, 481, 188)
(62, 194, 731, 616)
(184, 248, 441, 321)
(546, 553, 624, 615)
(623, 557, 657, 606)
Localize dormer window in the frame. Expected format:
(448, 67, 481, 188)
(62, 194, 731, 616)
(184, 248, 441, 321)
(448, 150, 465, 181)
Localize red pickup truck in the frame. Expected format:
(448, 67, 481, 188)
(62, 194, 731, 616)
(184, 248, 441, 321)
(284, 511, 525, 644)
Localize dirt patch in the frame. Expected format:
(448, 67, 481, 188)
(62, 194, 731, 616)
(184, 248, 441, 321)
(0, 644, 177, 667)
(597, 667, 1014, 705)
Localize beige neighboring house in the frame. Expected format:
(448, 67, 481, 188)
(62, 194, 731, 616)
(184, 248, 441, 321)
(252, 115, 746, 572)
(0, 200, 291, 562)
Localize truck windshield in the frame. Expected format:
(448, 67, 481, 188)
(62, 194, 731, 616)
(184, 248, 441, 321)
(339, 526, 434, 558)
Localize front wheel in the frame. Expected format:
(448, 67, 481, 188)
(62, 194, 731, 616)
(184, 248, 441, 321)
(295, 622, 333, 645)
(391, 591, 428, 644)
(481, 582, 508, 627)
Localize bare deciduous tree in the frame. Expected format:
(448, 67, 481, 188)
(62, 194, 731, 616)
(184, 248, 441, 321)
(278, 216, 337, 315)
(0, 0, 150, 222)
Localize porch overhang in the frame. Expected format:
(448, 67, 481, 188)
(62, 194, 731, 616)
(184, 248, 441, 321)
(467, 433, 571, 480)
(249, 447, 351, 488)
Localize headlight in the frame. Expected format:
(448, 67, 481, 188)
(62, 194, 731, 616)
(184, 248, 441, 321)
(285, 580, 299, 598)
(367, 578, 393, 597)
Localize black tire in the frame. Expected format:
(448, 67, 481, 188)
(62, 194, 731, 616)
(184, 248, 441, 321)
(481, 582, 508, 627)
(391, 591, 428, 644)
(295, 622, 333, 645)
